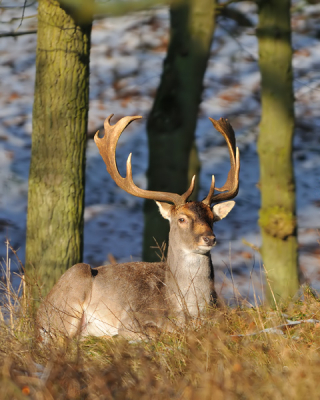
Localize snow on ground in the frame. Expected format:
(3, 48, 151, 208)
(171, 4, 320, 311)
(0, 1, 319, 303)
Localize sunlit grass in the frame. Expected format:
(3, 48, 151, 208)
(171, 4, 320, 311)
(1, 244, 320, 399)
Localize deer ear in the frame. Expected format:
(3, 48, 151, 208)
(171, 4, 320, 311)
(212, 201, 235, 222)
(156, 201, 174, 221)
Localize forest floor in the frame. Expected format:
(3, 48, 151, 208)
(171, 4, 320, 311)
(1, 277, 320, 399)
(0, 1, 319, 303)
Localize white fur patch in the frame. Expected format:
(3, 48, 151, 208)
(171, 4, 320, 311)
(82, 311, 119, 337)
(156, 201, 173, 221)
(212, 200, 235, 221)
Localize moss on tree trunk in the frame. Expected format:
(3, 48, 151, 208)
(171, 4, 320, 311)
(25, 0, 91, 297)
(257, 0, 299, 304)
(143, 0, 216, 261)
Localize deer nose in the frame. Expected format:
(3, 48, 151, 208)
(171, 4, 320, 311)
(203, 236, 216, 247)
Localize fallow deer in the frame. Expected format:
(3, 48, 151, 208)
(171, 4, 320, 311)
(37, 115, 240, 340)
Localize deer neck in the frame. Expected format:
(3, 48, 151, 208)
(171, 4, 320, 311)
(165, 238, 214, 317)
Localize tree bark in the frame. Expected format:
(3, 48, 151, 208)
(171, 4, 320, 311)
(257, 0, 299, 304)
(143, 0, 216, 261)
(25, 0, 91, 297)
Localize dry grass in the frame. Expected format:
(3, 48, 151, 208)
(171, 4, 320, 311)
(1, 247, 320, 399)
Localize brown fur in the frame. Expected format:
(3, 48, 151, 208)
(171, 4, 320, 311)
(37, 200, 235, 341)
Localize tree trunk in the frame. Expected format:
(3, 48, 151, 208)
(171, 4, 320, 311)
(257, 0, 299, 304)
(25, 0, 91, 297)
(143, 0, 216, 261)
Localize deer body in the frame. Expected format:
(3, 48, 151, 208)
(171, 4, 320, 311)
(37, 115, 239, 341)
(79, 262, 169, 338)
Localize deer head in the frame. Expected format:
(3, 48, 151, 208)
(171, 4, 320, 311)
(157, 200, 235, 256)
(94, 115, 240, 256)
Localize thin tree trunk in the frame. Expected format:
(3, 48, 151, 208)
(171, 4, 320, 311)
(257, 0, 299, 304)
(25, 0, 91, 297)
(143, 0, 216, 261)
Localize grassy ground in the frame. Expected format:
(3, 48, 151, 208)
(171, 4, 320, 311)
(1, 245, 320, 399)
(1, 286, 320, 399)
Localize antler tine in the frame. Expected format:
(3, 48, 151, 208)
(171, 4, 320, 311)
(94, 115, 195, 206)
(202, 175, 216, 206)
(181, 175, 196, 202)
(202, 118, 240, 206)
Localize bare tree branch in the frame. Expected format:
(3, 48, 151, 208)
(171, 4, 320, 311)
(0, 30, 37, 38)
(0, 1, 36, 9)
(17, 0, 28, 30)
(58, 0, 181, 22)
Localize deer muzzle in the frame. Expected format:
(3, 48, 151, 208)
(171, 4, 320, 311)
(201, 235, 216, 247)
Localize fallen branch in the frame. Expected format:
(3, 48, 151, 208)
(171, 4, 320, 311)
(231, 319, 320, 338)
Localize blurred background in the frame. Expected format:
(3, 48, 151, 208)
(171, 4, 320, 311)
(0, 0, 319, 302)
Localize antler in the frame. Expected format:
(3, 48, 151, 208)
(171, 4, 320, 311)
(202, 118, 240, 206)
(94, 115, 195, 207)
